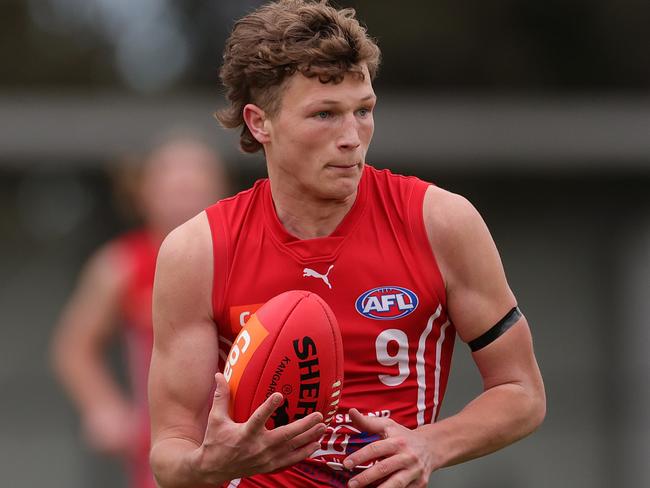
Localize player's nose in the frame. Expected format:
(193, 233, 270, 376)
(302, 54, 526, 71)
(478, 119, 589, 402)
(336, 113, 361, 150)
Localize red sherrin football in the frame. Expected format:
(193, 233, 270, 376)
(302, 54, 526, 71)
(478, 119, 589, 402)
(224, 290, 344, 428)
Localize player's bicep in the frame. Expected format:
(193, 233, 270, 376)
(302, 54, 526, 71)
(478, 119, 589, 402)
(149, 213, 217, 444)
(425, 187, 544, 407)
(424, 187, 517, 344)
(148, 321, 218, 443)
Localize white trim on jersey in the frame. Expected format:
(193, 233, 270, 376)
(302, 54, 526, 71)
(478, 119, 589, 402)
(416, 305, 442, 426)
(227, 478, 241, 487)
(218, 335, 232, 364)
(431, 320, 451, 422)
(218, 348, 228, 363)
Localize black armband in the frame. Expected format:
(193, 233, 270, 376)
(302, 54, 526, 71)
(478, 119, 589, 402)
(468, 306, 522, 352)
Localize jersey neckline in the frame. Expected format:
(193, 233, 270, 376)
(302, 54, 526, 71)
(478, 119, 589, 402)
(261, 165, 370, 261)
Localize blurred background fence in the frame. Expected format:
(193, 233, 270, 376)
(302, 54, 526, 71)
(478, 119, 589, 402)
(1, 1, 649, 487)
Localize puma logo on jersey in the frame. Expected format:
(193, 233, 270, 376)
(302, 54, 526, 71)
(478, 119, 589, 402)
(303, 265, 334, 289)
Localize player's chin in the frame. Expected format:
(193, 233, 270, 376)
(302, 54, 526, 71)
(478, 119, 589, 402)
(321, 164, 362, 195)
(320, 180, 359, 202)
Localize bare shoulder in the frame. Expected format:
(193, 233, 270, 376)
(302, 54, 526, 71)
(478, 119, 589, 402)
(422, 185, 492, 281)
(157, 212, 212, 281)
(423, 185, 515, 342)
(423, 184, 486, 235)
(154, 212, 214, 325)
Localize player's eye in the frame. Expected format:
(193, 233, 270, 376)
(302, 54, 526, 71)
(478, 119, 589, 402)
(357, 107, 372, 117)
(315, 111, 330, 119)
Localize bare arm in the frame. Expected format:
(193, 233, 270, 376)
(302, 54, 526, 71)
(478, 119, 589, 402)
(148, 212, 219, 487)
(345, 186, 545, 487)
(51, 242, 136, 456)
(423, 186, 546, 467)
(149, 212, 326, 488)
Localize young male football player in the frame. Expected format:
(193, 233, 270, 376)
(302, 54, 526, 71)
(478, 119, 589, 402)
(149, 2, 546, 487)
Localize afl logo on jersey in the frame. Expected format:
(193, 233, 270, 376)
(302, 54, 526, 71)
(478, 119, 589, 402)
(355, 286, 419, 320)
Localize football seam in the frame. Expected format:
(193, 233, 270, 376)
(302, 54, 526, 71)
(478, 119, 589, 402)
(310, 293, 344, 423)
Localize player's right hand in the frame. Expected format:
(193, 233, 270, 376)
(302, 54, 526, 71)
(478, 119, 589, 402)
(188, 372, 326, 484)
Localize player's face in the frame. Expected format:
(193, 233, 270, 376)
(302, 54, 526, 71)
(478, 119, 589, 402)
(139, 141, 225, 233)
(264, 65, 376, 202)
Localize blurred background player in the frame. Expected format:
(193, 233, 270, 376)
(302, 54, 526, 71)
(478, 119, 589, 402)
(50, 131, 229, 488)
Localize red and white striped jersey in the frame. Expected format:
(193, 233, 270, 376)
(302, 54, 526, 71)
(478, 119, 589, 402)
(206, 165, 456, 487)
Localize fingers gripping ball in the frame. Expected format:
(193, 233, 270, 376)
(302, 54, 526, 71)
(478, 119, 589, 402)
(224, 290, 344, 429)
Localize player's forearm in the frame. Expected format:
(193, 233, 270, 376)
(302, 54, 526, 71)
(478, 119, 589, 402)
(424, 381, 546, 469)
(150, 437, 224, 488)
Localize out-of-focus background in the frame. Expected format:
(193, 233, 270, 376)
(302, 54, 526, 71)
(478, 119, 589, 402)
(1, 1, 649, 487)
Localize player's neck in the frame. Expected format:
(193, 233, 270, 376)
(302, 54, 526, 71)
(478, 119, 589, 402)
(269, 183, 357, 240)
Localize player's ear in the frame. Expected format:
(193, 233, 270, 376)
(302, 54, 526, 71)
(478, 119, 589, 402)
(243, 104, 271, 145)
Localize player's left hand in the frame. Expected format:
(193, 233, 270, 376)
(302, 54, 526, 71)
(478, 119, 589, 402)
(343, 408, 436, 488)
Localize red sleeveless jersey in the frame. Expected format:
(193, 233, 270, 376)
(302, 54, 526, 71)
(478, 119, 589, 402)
(113, 229, 159, 488)
(206, 165, 455, 487)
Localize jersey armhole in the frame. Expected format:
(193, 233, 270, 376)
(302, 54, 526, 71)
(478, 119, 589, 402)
(205, 205, 229, 323)
(407, 180, 448, 311)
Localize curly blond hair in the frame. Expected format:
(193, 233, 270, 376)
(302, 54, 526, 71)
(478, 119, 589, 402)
(216, 0, 381, 153)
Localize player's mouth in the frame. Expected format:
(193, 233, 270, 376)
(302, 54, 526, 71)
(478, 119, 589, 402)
(326, 162, 361, 171)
